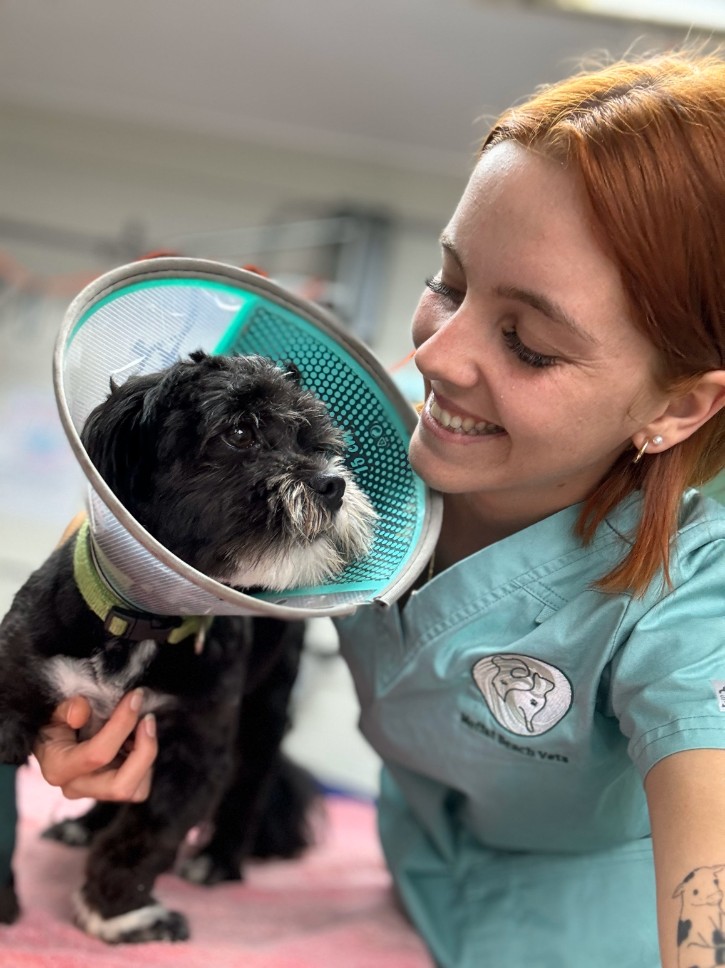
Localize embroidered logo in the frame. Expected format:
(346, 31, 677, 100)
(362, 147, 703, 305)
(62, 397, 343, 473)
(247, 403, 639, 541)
(712, 681, 725, 713)
(471, 653, 572, 737)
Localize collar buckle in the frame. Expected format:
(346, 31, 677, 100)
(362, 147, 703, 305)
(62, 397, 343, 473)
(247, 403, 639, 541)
(104, 606, 183, 643)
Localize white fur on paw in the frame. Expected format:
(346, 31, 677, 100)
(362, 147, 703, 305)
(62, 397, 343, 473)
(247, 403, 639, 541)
(177, 854, 213, 884)
(73, 891, 188, 943)
(43, 820, 90, 846)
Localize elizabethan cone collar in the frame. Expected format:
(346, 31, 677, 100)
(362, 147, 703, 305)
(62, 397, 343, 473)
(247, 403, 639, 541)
(54, 258, 442, 620)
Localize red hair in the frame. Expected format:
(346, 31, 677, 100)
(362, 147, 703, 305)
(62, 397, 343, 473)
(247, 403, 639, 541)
(482, 50, 725, 595)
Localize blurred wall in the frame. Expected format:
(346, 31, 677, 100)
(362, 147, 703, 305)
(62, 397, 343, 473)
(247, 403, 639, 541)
(0, 99, 465, 358)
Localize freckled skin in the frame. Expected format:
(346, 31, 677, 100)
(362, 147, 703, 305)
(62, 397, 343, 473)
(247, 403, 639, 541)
(409, 142, 669, 537)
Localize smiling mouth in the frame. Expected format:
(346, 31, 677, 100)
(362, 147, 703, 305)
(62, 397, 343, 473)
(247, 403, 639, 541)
(429, 396, 505, 436)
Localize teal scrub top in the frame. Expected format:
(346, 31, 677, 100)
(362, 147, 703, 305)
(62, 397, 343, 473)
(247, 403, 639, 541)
(336, 490, 725, 968)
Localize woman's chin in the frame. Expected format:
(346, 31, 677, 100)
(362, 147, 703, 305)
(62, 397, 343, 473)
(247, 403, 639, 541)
(409, 439, 469, 494)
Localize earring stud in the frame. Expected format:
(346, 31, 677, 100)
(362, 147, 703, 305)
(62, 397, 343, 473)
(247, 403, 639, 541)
(652, 435, 663, 446)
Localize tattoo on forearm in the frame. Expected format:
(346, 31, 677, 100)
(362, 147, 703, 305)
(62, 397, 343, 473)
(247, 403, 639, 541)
(673, 865, 725, 968)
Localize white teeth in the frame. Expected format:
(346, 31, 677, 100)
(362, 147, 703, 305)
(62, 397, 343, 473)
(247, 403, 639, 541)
(429, 398, 503, 436)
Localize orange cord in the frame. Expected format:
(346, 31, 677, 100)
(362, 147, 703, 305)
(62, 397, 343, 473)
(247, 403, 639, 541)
(388, 349, 416, 372)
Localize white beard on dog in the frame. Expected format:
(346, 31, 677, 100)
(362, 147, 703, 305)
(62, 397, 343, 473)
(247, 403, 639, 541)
(224, 456, 376, 591)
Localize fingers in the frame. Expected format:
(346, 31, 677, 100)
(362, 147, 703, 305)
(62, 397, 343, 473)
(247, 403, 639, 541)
(125, 717, 155, 802)
(33, 689, 157, 802)
(61, 714, 157, 802)
(54, 695, 93, 731)
(73, 689, 146, 774)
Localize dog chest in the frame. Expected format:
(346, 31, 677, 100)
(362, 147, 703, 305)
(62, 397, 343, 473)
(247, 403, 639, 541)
(45, 641, 173, 727)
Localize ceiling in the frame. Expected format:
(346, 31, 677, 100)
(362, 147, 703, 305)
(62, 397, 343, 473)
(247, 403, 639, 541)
(0, 0, 688, 176)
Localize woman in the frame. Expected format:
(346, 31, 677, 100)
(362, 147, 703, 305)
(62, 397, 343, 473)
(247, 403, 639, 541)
(33, 51, 725, 967)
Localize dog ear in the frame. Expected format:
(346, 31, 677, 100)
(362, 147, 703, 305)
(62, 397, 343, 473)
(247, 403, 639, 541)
(81, 374, 158, 507)
(280, 360, 302, 384)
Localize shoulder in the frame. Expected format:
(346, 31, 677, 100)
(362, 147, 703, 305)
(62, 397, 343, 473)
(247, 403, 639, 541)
(606, 493, 725, 775)
(603, 488, 725, 590)
(676, 488, 725, 534)
(668, 489, 725, 581)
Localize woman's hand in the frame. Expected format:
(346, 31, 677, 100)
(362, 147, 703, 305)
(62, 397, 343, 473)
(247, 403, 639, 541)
(33, 689, 157, 802)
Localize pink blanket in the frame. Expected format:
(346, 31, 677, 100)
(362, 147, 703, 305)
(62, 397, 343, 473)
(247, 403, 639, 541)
(0, 764, 430, 967)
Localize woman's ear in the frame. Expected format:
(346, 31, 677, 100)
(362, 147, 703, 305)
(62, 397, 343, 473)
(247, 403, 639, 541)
(637, 370, 725, 453)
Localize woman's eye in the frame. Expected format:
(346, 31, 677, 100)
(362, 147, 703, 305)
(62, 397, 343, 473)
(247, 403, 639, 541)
(502, 327, 560, 368)
(425, 276, 463, 304)
(223, 424, 257, 450)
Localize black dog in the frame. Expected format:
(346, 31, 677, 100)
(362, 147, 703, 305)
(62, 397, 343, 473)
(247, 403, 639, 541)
(0, 350, 376, 943)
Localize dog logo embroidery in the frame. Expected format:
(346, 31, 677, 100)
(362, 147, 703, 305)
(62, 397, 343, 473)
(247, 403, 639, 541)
(471, 653, 572, 737)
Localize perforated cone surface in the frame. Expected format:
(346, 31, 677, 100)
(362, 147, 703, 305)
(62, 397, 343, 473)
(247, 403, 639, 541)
(55, 259, 440, 618)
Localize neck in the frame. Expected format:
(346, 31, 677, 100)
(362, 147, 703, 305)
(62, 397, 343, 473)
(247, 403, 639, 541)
(435, 491, 578, 573)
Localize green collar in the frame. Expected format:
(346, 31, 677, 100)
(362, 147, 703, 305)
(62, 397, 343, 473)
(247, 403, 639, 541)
(73, 519, 211, 645)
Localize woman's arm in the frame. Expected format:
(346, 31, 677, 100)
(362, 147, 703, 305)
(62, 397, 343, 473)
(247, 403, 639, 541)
(645, 748, 725, 968)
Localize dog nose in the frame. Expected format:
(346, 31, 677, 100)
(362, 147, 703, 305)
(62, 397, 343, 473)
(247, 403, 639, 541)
(309, 473, 346, 511)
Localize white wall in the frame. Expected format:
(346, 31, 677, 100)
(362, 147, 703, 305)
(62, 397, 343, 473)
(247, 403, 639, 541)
(0, 100, 465, 358)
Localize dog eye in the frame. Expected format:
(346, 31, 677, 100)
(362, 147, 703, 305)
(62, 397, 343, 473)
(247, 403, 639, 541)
(223, 424, 256, 450)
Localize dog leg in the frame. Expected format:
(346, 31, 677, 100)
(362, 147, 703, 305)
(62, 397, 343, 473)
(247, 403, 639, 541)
(75, 705, 238, 944)
(0, 542, 83, 766)
(43, 801, 120, 847)
(75, 803, 194, 942)
(248, 753, 320, 859)
(180, 618, 319, 885)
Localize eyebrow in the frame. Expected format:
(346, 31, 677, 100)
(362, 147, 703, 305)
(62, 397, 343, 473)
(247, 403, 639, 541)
(494, 284, 597, 345)
(439, 234, 597, 346)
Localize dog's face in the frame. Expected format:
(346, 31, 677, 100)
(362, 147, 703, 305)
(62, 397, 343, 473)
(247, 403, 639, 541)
(81, 351, 376, 591)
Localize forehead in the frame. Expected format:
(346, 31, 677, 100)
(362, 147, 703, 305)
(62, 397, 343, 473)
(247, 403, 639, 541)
(445, 142, 649, 352)
(450, 142, 601, 259)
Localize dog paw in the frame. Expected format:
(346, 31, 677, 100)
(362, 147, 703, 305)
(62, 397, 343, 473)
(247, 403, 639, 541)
(42, 818, 93, 847)
(250, 821, 312, 859)
(0, 880, 20, 924)
(73, 892, 190, 944)
(177, 852, 242, 886)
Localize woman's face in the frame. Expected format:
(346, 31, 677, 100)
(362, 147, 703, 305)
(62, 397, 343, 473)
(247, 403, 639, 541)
(409, 141, 668, 520)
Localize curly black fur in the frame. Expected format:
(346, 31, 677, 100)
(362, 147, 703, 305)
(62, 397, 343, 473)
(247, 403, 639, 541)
(0, 351, 373, 943)
(82, 351, 356, 583)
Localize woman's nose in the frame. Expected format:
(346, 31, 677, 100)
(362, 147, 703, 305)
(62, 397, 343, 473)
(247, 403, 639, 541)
(413, 307, 481, 389)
